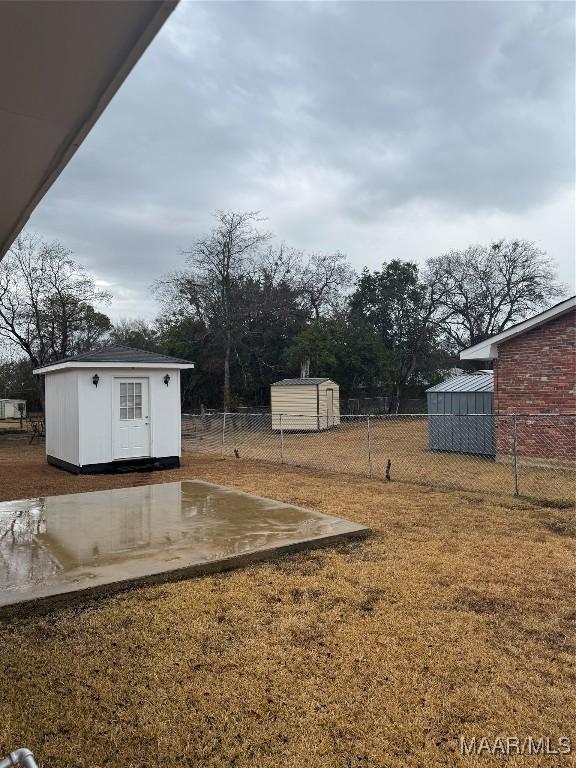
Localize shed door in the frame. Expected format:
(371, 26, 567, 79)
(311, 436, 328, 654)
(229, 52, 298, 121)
(326, 388, 334, 427)
(113, 378, 150, 460)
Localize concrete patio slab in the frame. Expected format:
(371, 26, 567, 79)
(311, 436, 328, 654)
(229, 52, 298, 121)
(0, 480, 370, 611)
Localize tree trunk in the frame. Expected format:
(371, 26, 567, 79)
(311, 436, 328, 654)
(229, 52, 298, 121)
(36, 375, 46, 413)
(300, 357, 310, 378)
(223, 329, 231, 412)
(394, 382, 402, 414)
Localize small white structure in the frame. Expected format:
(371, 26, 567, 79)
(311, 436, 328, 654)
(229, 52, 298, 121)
(271, 378, 340, 431)
(33, 346, 194, 474)
(0, 399, 26, 419)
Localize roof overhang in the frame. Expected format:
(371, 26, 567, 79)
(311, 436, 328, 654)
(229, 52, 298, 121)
(0, 0, 178, 260)
(460, 296, 576, 361)
(33, 362, 195, 375)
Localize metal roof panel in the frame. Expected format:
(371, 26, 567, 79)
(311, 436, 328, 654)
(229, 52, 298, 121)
(426, 372, 493, 393)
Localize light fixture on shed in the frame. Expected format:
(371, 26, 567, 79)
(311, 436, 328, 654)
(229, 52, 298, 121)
(163, 374, 171, 386)
(92, 373, 100, 388)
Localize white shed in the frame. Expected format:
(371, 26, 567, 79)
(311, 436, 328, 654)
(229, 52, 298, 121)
(0, 399, 26, 419)
(33, 346, 194, 474)
(271, 378, 340, 431)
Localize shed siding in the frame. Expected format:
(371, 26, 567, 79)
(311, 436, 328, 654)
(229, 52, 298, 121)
(78, 369, 112, 466)
(11, 401, 26, 418)
(0, 399, 26, 418)
(150, 368, 182, 458)
(427, 386, 494, 456)
(271, 380, 340, 431)
(0, 397, 26, 419)
(78, 367, 182, 466)
(271, 385, 319, 430)
(45, 370, 80, 465)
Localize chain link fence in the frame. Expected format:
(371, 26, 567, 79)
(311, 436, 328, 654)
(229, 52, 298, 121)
(182, 412, 575, 504)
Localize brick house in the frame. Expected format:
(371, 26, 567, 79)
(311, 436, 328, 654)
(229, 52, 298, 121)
(460, 296, 575, 464)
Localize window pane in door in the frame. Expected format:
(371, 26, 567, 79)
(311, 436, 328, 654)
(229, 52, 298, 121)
(118, 381, 146, 420)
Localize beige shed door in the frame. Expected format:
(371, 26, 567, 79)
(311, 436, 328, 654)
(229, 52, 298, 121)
(113, 378, 150, 460)
(326, 388, 334, 426)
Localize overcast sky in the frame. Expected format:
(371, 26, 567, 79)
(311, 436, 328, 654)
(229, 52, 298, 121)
(29, 0, 575, 320)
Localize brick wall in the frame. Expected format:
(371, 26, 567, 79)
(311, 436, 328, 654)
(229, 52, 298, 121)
(495, 309, 576, 462)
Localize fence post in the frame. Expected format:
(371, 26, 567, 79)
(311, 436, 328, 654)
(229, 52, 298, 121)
(367, 414, 373, 479)
(512, 414, 520, 496)
(280, 413, 284, 464)
(221, 412, 227, 458)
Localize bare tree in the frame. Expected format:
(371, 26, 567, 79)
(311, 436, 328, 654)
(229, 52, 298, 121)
(240, 248, 357, 377)
(425, 240, 564, 349)
(109, 318, 159, 351)
(298, 250, 355, 321)
(290, 250, 355, 376)
(258, 243, 303, 289)
(0, 233, 112, 373)
(154, 211, 271, 411)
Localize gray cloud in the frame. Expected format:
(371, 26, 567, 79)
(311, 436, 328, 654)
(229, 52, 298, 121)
(29, 0, 575, 318)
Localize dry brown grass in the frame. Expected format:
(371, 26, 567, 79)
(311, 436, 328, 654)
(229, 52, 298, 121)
(184, 416, 576, 505)
(0, 436, 575, 767)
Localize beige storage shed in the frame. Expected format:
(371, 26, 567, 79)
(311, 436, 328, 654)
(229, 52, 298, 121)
(271, 378, 340, 431)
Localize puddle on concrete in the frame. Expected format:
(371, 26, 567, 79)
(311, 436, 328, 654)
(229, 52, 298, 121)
(0, 481, 369, 607)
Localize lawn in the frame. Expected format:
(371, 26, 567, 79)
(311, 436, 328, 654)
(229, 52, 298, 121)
(0, 436, 574, 767)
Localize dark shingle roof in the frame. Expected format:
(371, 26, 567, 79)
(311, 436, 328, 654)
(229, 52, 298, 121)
(426, 371, 493, 393)
(40, 345, 194, 367)
(272, 378, 333, 386)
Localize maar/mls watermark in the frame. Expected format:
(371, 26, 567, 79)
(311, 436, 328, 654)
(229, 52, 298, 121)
(460, 736, 572, 756)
